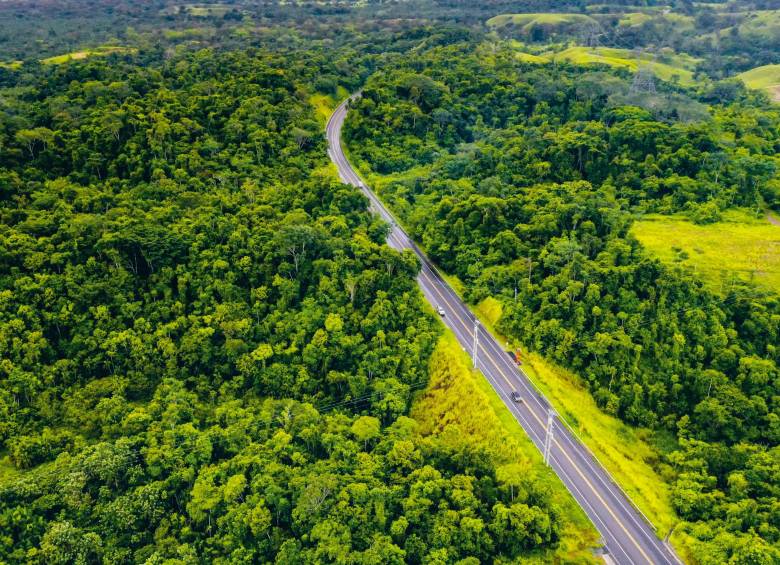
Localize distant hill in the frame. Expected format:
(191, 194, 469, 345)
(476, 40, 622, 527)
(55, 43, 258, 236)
(487, 13, 598, 40)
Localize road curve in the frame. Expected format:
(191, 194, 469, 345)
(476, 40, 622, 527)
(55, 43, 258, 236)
(327, 96, 682, 565)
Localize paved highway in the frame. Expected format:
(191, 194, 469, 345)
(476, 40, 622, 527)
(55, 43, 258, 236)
(327, 97, 682, 565)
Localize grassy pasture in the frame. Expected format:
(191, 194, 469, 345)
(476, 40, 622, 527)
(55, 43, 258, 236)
(737, 64, 780, 102)
(631, 210, 780, 294)
(552, 46, 699, 85)
(697, 9, 780, 43)
(41, 46, 135, 65)
(738, 10, 780, 39)
(616, 11, 694, 29)
(160, 4, 234, 17)
(487, 12, 598, 32)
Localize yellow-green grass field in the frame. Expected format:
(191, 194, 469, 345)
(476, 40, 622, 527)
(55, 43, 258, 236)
(515, 50, 551, 64)
(737, 64, 780, 102)
(160, 3, 234, 17)
(0, 61, 22, 70)
(487, 12, 598, 31)
(184, 3, 233, 17)
(616, 11, 695, 29)
(552, 46, 699, 86)
(632, 210, 780, 294)
(412, 334, 600, 563)
(41, 46, 136, 65)
(737, 10, 780, 39)
(697, 10, 780, 44)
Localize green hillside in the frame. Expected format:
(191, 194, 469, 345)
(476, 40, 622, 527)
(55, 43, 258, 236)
(552, 46, 699, 85)
(737, 64, 780, 102)
(487, 13, 599, 40)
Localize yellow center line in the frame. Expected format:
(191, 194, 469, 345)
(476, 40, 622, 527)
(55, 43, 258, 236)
(417, 267, 655, 565)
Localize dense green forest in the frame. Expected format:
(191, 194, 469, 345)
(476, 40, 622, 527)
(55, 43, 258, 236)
(1, 0, 780, 563)
(344, 42, 780, 563)
(0, 45, 579, 562)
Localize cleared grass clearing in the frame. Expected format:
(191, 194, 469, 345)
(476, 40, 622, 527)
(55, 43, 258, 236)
(185, 4, 233, 17)
(738, 10, 780, 39)
(618, 12, 653, 26)
(632, 210, 780, 294)
(617, 11, 694, 29)
(310, 93, 337, 126)
(553, 46, 699, 85)
(161, 4, 234, 17)
(412, 333, 600, 563)
(515, 51, 550, 64)
(737, 64, 780, 102)
(0, 61, 22, 70)
(41, 46, 136, 65)
(487, 12, 598, 31)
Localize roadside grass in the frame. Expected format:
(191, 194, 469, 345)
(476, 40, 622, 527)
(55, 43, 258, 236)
(309, 87, 349, 127)
(475, 296, 503, 328)
(552, 46, 698, 86)
(41, 46, 136, 65)
(737, 64, 780, 102)
(631, 210, 780, 294)
(310, 93, 337, 126)
(519, 353, 698, 559)
(412, 333, 600, 563)
(473, 298, 686, 549)
(520, 354, 678, 532)
(365, 165, 433, 221)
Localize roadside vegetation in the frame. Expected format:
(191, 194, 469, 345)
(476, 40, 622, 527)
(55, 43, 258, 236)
(309, 88, 349, 126)
(412, 334, 600, 563)
(475, 296, 682, 550)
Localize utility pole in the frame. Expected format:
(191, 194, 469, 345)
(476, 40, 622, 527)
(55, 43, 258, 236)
(543, 409, 555, 466)
(472, 318, 480, 368)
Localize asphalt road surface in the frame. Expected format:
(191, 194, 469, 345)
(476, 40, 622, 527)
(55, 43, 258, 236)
(327, 96, 682, 565)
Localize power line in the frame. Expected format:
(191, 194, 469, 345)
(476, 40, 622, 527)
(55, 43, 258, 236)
(315, 377, 430, 414)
